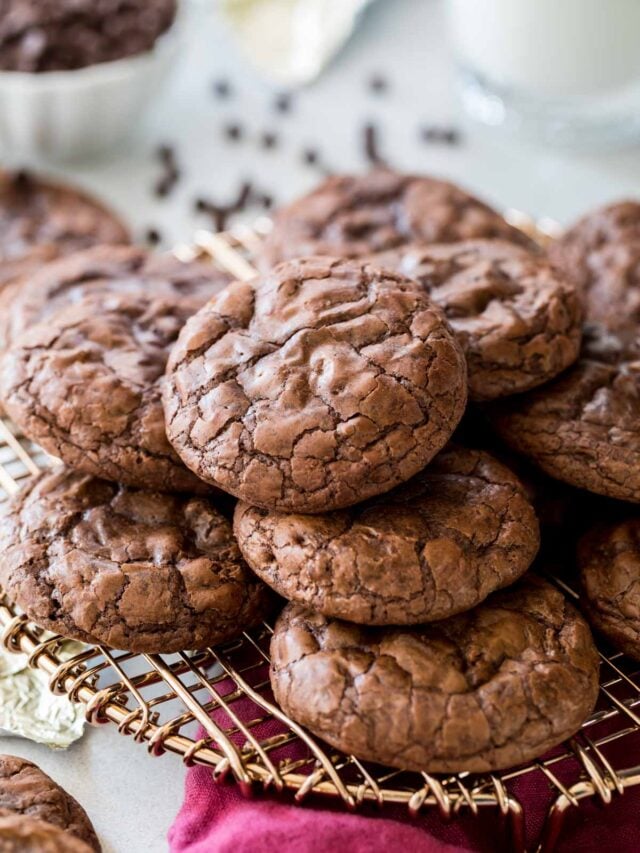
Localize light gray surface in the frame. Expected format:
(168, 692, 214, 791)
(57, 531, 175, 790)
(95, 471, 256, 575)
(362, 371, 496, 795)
(2, 1, 640, 851)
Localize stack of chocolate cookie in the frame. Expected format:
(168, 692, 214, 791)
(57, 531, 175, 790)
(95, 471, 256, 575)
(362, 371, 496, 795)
(2, 166, 639, 777)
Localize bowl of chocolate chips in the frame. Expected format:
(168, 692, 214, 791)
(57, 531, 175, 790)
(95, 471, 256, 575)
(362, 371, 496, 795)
(0, 0, 182, 161)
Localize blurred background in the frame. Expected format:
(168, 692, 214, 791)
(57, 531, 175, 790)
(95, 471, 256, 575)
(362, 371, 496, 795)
(4, 0, 640, 246)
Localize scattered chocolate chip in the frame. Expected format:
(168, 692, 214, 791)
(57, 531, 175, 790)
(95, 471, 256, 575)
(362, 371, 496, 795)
(421, 125, 462, 145)
(213, 78, 232, 98)
(274, 92, 292, 114)
(157, 143, 174, 164)
(368, 74, 388, 94)
(224, 123, 243, 142)
(153, 143, 180, 198)
(259, 194, 273, 210)
(363, 122, 387, 167)
(260, 131, 278, 150)
(194, 181, 255, 233)
(145, 227, 162, 246)
(302, 148, 319, 166)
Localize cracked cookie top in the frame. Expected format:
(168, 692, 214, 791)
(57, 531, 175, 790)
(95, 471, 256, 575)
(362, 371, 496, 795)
(578, 518, 640, 660)
(0, 469, 271, 652)
(488, 325, 640, 503)
(548, 201, 640, 296)
(550, 202, 640, 336)
(0, 270, 227, 492)
(0, 811, 94, 853)
(0, 244, 231, 351)
(259, 170, 533, 268)
(163, 256, 468, 513)
(270, 575, 599, 773)
(234, 445, 539, 624)
(368, 239, 582, 400)
(0, 756, 99, 851)
(0, 170, 128, 293)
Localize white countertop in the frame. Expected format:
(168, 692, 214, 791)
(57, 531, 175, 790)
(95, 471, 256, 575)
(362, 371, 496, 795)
(2, 0, 640, 850)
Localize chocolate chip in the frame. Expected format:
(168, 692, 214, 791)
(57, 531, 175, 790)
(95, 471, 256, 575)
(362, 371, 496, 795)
(274, 92, 292, 114)
(224, 123, 243, 142)
(260, 131, 278, 150)
(368, 74, 388, 94)
(420, 125, 462, 145)
(302, 148, 319, 166)
(213, 78, 232, 98)
(145, 227, 162, 246)
(363, 123, 387, 167)
(154, 143, 180, 198)
(194, 180, 254, 233)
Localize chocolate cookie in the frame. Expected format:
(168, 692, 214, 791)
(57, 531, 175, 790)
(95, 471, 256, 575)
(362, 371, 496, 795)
(550, 202, 640, 334)
(0, 170, 128, 292)
(0, 756, 99, 851)
(0, 244, 230, 351)
(0, 469, 271, 652)
(0, 270, 227, 491)
(0, 0, 177, 72)
(270, 576, 599, 773)
(0, 811, 93, 853)
(234, 445, 539, 623)
(164, 256, 467, 513)
(578, 518, 640, 660)
(369, 239, 582, 400)
(550, 200, 640, 288)
(488, 326, 640, 503)
(260, 170, 533, 268)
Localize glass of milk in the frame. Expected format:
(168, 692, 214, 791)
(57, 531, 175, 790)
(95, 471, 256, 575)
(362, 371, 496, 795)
(449, 0, 640, 147)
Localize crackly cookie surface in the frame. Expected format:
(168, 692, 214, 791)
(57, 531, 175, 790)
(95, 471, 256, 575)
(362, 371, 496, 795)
(164, 256, 467, 513)
(235, 445, 539, 624)
(270, 576, 599, 773)
(488, 326, 640, 502)
(259, 170, 533, 268)
(0, 276, 227, 492)
(0, 244, 230, 351)
(0, 170, 128, 292)
(0, 469, 271, 652)
(0, 756, 99, 851)
(0, 811, 94, 853)
(579, 518, 640, 660)
(369, 239, 581, 400)
(550, 202, 640, 334)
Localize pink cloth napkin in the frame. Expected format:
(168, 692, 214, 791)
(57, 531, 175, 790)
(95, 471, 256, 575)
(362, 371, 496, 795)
(169, 672, 640, 852)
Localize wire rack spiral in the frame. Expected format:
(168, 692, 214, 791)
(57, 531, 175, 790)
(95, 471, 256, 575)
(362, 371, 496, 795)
(0, 213, 639, 853)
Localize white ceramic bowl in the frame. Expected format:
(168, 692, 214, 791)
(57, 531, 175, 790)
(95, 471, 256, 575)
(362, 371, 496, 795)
(0, 8, 183, 162)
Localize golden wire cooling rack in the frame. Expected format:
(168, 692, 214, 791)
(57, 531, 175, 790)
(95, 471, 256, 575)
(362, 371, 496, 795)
(1, 214, 639, 853)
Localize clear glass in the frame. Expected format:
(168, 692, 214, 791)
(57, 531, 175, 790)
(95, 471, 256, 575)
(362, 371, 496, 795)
(448, 0, 640, 148)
